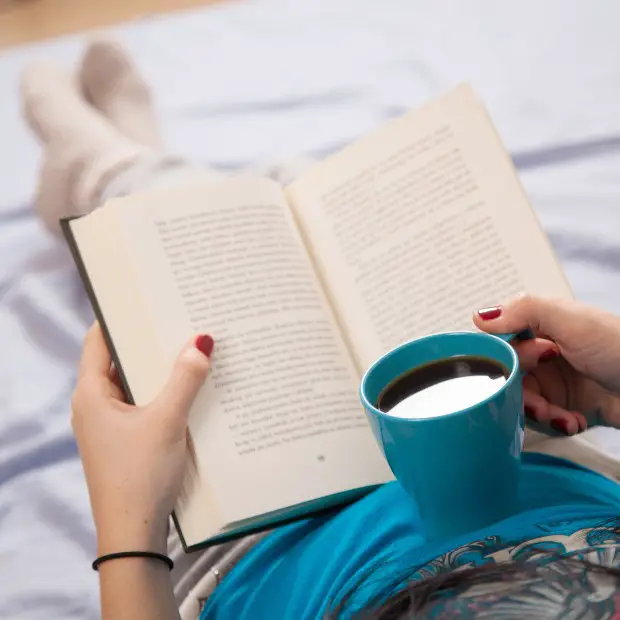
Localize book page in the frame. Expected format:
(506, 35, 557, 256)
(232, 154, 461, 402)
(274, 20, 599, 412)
(288, 84, 572, 371)
(110, 178, 391, 544)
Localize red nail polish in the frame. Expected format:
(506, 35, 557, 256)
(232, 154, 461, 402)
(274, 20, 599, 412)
(195, 334, 214, 358)
(524, 406, 538, 421)
(550, 418, 572, 436)
(477, 306, 502, 321)
(539, 349, 559, 363)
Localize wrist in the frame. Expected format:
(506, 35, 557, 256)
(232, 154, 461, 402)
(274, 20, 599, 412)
(96, 511, 169, 556)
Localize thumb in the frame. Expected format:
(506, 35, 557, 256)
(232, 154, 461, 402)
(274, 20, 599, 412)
(473, 294, 561, 337)
(152, 334, 214, 420)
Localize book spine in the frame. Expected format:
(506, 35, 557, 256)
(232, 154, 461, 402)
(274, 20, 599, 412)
(60, 217, 136, 406)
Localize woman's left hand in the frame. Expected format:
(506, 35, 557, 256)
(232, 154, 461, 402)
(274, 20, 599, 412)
(71, 323, 213, 555)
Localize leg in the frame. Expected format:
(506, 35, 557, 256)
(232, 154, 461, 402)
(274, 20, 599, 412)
(21, 40, 221, 236)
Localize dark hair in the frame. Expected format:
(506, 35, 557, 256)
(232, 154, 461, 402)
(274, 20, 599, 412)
(327, 519, 620, 619)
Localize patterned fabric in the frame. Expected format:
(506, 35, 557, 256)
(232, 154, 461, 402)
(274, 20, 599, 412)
(411, 520, 620, 619)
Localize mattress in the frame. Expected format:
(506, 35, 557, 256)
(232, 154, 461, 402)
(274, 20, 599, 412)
(2, 1, 620, 617)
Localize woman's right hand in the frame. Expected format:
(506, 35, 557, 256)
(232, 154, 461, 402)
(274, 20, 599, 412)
(473, 294, 620, 436)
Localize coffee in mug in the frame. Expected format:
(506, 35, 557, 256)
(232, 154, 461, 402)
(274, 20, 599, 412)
(376, 356, 510, 419)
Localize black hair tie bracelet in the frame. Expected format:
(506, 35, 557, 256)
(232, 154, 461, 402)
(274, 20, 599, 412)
(92, 551, 174, 571)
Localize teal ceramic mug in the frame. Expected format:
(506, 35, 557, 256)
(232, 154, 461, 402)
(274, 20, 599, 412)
(360, 331, 526, 542)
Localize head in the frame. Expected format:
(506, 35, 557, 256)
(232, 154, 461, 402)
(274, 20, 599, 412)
(328, 520, 620, 619)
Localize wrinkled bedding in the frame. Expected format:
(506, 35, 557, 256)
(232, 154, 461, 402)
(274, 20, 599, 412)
(2, 1, 620, 617)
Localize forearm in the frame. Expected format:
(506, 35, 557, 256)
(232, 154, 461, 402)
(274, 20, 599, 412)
(99, 556, 179, 620)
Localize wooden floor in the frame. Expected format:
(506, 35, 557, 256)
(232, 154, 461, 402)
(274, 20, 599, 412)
(0, 0, 222, 48)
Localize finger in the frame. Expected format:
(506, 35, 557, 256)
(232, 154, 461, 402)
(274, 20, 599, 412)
(108, 364, 128, 402)
(513, 337, 559, 372)
(523, 389, 581, 435)
(522, 373, 542, 395)
(524, 358, 572, 412)
(151, 334, 214, 422)
(108, 363, 120, 385)
(473, 293, 563, 338)
(574, 411, 588, 433)
(78, 322, 112, 381)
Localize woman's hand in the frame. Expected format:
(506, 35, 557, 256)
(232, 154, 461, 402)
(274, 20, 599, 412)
(474, 295, 620, 436)
(71, 323, 214, 555)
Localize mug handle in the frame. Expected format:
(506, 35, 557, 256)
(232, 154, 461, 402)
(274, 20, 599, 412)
(494, 329, 535, 345)
(496, 329, 566, 438)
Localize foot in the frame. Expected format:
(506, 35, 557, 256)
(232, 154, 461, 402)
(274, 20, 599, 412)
(79, 40, 162, 148)
(21, 60, 147, 235)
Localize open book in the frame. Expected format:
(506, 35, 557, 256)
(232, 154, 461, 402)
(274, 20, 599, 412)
(62, 84, 572, 551)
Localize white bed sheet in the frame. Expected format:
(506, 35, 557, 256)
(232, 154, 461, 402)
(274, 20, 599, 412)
(2, 1, 620, 617)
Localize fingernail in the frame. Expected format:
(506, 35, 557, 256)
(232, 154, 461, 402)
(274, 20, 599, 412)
(524, 406, 538, 421)
(539, 349, 559, 363)
(477, 306, 502, 321)
(550, 418, 572, 436)
(195, 334, 214, 358)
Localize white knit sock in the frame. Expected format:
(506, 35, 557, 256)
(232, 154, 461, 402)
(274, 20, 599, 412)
(21, 60, 148, 235)
(79, 39, 161, 148)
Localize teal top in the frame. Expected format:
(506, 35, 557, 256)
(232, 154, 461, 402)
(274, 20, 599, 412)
(201, 454, 620, 619)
